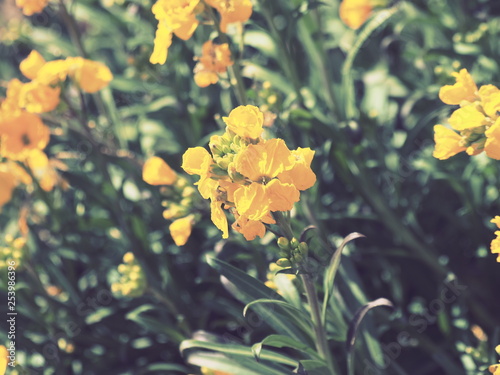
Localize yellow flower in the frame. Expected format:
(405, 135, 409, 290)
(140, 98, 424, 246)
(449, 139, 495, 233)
(490, 217, 500, 262)
(222, 105, 264, 139)
(35, 60, 70, 86)
(67, 57, 113, 93)
(15, 0, 48, 16)
(18, 80, 61, 113)
(484, 119, 500, 160)
(20, 50, 46, 80)
(339, 0, 374, 29)
(447, 105, 485, 131)
(194, 41, 233, 88)
(143, 156, 177, 185)
(150, 0, 200, 64)
(1, 112, 50, 160)
(432, 125, 466, 160)
(490, 345, 500, 374)
(169, 215, 195, 246)
(0, 167, 17, 207)
(439, 69, 478, 105)
(478, 85, 500, 117)
(0, 345, 7, 375)
(25, 149, 62, 192)
(205, 0, 252, 33)
(211, 199, 229, 238)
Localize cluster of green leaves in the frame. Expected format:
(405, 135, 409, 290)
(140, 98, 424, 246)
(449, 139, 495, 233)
(0, 0, 500, 374)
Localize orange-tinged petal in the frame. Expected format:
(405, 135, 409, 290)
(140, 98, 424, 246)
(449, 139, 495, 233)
(20, 50, 46, 80)
(194, 70, 219, 87)
(233, 183, 270, 221)
(266, 179, 300, 212)
(206, 0, 253, 32)
(485, 118, 500, 160)
(439, 69, 478, 105)
(143, 156, 177, 185)
(68, 58, 113, 93)
(482, 91, 500, 118)
(19, 81, 61, 113)
(173, 13, 199, 40)
(182, 147, 212, 176)
(211, 199, 229, 238)
(492, 216, 500, 229)
(222, 105, 264, 139)
(169, 215, 194, 246)
(232, 215, 266, 241)
(0, 168, 17, 207)
(339, 0, 373, 29)
(432, 125, 466, 160)
(15, 0, 48, 15)
(448, 105, 485, 131)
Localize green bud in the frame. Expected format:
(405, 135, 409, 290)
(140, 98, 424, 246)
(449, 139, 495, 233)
(277, 237, 289, 249)
(290, 238, 299, 249)
(276, 258, 291, 267)
(298, 242, 309, 257)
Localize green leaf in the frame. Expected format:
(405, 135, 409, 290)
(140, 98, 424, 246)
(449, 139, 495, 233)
(322, 232, 365, 324)
(252, 334, 321, 361)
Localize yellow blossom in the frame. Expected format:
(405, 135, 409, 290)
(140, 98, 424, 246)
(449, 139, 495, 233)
(432, 125, 466, 160)
(205, 0, 253, 32)
(223, 105, 264, 139)
(15, 0, 48, 16)
(169, 215, 195, 246)
(448, 105, 485, 131)
(1, 112, 50, 160)
(25, 149, 62, 192)
(194, 41, 233, 88)
(35, 59, 70, 85)
(439, 69, 478, 105)
(490, 217, 500, 262)
(150, 0, 200, 64)
(20, 50, 46, 80)
(339, 0, 374, 29)
(143, 156, 177, 185)
(18, 80, 61, 113)
(0, 167, 17, 207)
(484, 119, 500, 160)
(277, 148, 316, 191)
(67, 57, 113, 93)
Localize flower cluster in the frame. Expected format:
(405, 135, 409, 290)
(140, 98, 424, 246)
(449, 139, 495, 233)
(143, 156, 199, 246)
(433, 69, 500, 160)
(0, 51, 112, 207)
(150, 0, 252, 65)
(110, 252, 147, 298)
(181, 105, 316, 241)
(193, 40, 233, 88)
(0, 235, 27, 273)
(489, 217, 500, 263)
(490, 345, 500, 374)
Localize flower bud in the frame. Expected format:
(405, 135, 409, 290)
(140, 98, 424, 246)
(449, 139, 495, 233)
(276, 258, 291, 267)
(277, 237, 289, 249)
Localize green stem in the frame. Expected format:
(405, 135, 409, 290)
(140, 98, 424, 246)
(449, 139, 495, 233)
(301, 273, 335, 374)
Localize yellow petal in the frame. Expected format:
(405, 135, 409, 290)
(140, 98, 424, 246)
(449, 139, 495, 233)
(0, 169, 17, 207)
(339, 0, 373, 29)
(18, 81, 61, 113)
(172, 13, 199, 40)
(194, 69, 219, 88)
(439, 69, 478, 105)
(485, 119, 500, 160)
(277, 147, 316, 190)
(448, 105, 484, 131)
(266, 179, 300, 212)
(232, 215, 266, 241)
(235, 138, 294, 181)
(169, 215, 194, 246)
(20, 50, 46, 80)
(222, 105, 263, 139)
(234, 183, 270, 221)
(0, 345, 7, 375)
(432, 125, 466, 160)
(182, 147, 212, 176)
(143, 156, 177, 185)
(210, 199, 229, 238)
(68, 58, 113, 93)
(15, 0, 48, 15)
(150, 22, 173, 65)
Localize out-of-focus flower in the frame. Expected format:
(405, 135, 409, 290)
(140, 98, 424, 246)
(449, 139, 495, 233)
(0, 235, 28, 272)
(0, 345, 7, 375)
(150, 0, 200, 64)
(205, 0, 252, 32)
(339, 0, 387, 29)
(66, 57, 113, 93)
(490, 217, 500, 262)
(15, 0, 49, 16)
(20, 50, 46, 80)
(194, 41, 233, 87)
(432, 69, 500, 160)
(182, 105, 316, 240)
(0, 167, 17, 207)
(169, 214, 195, 246)
(143, 156, 177, 185)
(111, 252, 147, 298)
